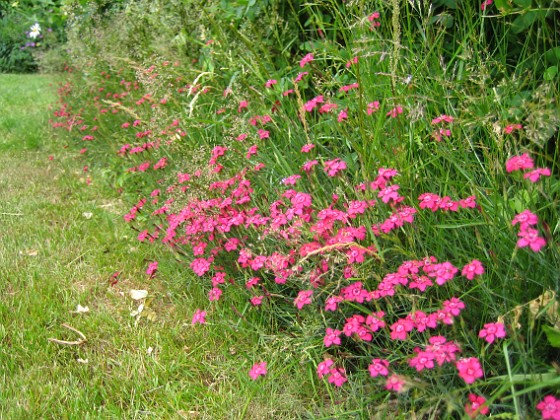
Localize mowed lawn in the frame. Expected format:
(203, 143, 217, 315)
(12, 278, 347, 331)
(0, 75, 331, 419)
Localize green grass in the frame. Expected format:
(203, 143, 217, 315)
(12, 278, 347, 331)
(0, 74, 59, 151)
(0, 74, 331, 419)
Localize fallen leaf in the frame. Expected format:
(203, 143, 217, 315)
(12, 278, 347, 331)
(75, 304, 90, 314)
(130, 289, 148, 300)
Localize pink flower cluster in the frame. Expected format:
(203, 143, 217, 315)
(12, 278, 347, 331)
(512, 209, 546, 252)
(506, 153, 551, 183)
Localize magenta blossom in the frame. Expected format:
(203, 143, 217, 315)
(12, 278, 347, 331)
(505, 153, 534, 172)
(517, 228, 546, 252)
(456, 357, 484, 384)
(465, 394, 490, 418)
(249, 362, 267, 380)
(462, 260, 484, 280)
(478, 322, 506, 344)
(536, 395, 560, 419)
(294, 290, 313, 309)
(191, 309, 206, 325)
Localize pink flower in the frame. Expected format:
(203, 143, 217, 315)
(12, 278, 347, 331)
(517, 227, 546, 252)
(386, 106, 403, 118)
(301, 143, 315, 153)
(429, 261, 458, 285)
(409, 350, 436, 372)
(456, 357, 484, 384)
(299, 53, 314, 67)
(506, 153, 534, 173)
(250, 296, 264, 306)
(191, 309, 206, 325)
(294, 71, 308, 83)
(246, 144, 258, 158)
(390, 318, 414, 340)
(146, 261, 158, 277)
(282, 174, 301, 185)
(294, 290, 313, 309)
(504, 123, 522, 134)
(367, 101, 380, 115)
(462, 260, 485, 280)
(478, 322, 506, 344)
(368, 358, 390, 377)
(317, 359, 334, 378)
(327, 367, 347, 387)
(512, 210, 539, 229)
(385, 374, 405, 392)
(238, 101, 248, 113)
(418, 192, 441, 211)
(324, 328, 342, 347)
(337, 108, 348, 122)
(524, 168, 551, 183)
(302, 160, 318, 172)
(325, 296, 343, 311)
(323, 158, 347, 177)
(258, 129, 270, 140)
(480, 0, 493, 11)
(208, 287, 222, 301)
(265, 79, 277, 88)
(249, 362, 267, 380)
(465, 394, 490, 418)
(190, 258, 211, 276)
(536, 395, 560, 419)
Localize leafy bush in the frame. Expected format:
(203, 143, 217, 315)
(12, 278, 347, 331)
(0, 0, 67, 73)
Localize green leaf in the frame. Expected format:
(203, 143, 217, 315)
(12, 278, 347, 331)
(544, 66, 558, 81)
(511, 11, 537, 34)
(543, 325, 560, 348)
(494, 0, 514, 13)
(544, 47, 560, 65)
(513, 0, 531, 7)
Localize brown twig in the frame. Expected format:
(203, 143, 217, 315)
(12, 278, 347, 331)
(48, 323, 87, 346)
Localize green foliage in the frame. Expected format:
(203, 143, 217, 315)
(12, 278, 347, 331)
(41, 0, 560, 416)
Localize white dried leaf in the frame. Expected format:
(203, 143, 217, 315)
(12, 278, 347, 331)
(76, 304, 89, 314)
(129, 290, 148, 300)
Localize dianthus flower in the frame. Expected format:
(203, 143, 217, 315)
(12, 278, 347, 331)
(409, 350, 436, 372)
(317, 359, 334, 378)
(465, 394, 490, 418)
(324, 328, 342, 347)
(299, 53, 314, 67)
(536, 395, 560, 419)
(294, 290, 313, 309)
(368, 358, 389, 377)
(390, 318, 414, 340)
(506, 153, 534, 172)
(385, 374, 405, 392)
(478, 322, 506, 344)
(524, 168, 551, 183)
(191, 309, 206, 325)
(456, 357, 484, 384)
(190, 258, 211, 276)
(517, 228, 546, 252)
(146, 261, 158, 277)
(328, 367, 347, 387)
(462, 260, 485, 280)
(323, 158, 347, 176)
(301, 143, 315, 153)
(249, 362, 267, 380)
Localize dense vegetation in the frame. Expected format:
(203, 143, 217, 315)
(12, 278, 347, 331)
(4, 0, 560, 417)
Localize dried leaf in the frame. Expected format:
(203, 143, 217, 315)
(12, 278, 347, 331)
(130, 289, 148, 300)
(75, 304, 90, 314)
